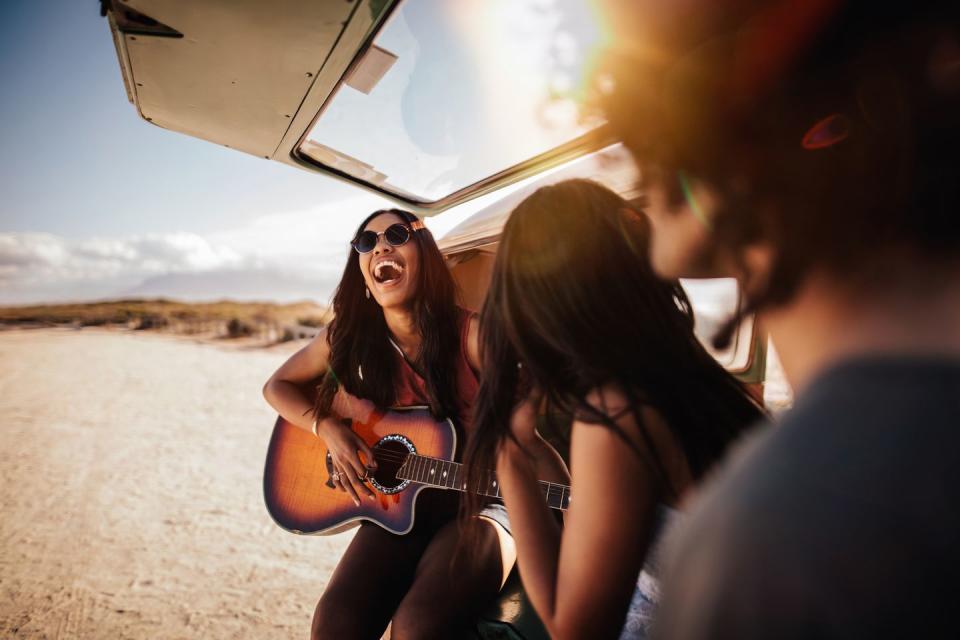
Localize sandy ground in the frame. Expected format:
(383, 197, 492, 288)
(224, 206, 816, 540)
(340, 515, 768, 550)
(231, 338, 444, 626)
(0, 328, 352, 639)
(0, 327, 792, 639)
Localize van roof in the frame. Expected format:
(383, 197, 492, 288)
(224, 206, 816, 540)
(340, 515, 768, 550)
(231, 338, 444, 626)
(439, 144, 639, 256)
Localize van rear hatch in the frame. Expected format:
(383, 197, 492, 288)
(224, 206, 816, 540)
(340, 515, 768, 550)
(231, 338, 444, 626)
(104, 0, 613, 214)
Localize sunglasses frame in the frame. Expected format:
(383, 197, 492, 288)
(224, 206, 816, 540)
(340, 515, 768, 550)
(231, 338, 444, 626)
(351, 220, 425, 254)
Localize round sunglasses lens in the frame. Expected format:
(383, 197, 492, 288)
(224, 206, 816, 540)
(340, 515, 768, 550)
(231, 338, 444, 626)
(353, 231, 377, 253)
(384, 224, 411, 247)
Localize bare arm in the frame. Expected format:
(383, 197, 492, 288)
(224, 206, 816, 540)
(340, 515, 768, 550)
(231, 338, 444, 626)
(262, 328, 331, 433)
(496, 388, 664, 640)
(262, 329, 376, 505)
(465, 312, 482, 374)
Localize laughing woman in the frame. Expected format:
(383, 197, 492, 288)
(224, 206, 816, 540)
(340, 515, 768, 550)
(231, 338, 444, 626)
(462, 179, 764, 639)
(263, 209, 514, 640)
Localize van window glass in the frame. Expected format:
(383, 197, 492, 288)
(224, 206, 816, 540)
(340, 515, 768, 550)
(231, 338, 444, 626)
(300, 0, 606, 203)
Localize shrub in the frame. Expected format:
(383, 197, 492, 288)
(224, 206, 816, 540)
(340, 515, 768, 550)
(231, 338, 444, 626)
(226, 317, 254, 338)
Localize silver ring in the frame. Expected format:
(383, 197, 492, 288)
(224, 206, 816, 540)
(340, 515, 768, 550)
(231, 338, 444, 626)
(331, 471, 341, 482)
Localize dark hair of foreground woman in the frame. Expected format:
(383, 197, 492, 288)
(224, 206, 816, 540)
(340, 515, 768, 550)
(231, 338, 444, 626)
(461, 179, 764, 638)
(465, 179, 760, 482)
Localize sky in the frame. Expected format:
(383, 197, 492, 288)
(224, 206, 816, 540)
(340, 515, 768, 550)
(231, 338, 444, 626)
(0, 0, 481, 305)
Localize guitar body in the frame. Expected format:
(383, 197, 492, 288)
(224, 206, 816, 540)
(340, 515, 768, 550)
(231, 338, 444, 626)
(263, 395, 457, 536)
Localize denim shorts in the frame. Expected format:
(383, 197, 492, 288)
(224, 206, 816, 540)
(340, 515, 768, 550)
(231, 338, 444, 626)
(477, 501, 512, 535)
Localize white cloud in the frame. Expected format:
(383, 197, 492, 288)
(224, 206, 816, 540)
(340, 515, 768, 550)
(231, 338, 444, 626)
(0, 189, 505, 305)
(0, 231, 252, 304)
(0, 192, 396, 305)
(207, 193, 387, 277)
(0, 232, 245, 283)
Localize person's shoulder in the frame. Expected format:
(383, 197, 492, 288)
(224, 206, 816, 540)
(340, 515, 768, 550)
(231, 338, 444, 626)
(581, 384, 665, 433)
(653, 426, 799, 636)
(455, 306, 479, 337)
(303, 325, 330, 355)
(581, 384, 685, 465)
(457, 307, 481, 371)
(654, 359, 960, 638)
(459, 306, 478, 327)
(582, 383, 663, 432)
(583, 383, 631, 417)
(662, 421, 792, 566)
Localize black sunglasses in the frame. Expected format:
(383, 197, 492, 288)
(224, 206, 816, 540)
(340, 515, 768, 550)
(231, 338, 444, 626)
(351, 221, 424, 254)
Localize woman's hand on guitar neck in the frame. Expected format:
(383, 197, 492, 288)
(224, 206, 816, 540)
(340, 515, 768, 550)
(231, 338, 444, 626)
(317, 417, 378, 506)
(500, 389, 570, 488)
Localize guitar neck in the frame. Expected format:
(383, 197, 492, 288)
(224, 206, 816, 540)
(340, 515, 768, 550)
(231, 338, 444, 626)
(396, 454, 569, 511)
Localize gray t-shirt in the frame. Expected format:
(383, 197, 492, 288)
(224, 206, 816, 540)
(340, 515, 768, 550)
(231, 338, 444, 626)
(654, 356, 960, 639)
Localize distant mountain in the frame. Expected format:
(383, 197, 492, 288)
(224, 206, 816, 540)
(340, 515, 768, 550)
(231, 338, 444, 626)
(122, 268, 337, 304)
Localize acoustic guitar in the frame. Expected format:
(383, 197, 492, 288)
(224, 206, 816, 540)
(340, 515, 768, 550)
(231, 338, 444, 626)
(263, 392, 570, 535)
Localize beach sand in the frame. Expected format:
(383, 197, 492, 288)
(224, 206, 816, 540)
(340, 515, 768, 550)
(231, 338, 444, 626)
(0, 328, 351, 639)
(0, 327, 793, 639)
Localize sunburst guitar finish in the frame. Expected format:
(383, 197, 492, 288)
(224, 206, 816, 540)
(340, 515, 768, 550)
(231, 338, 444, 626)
(264, 392, 571, 536)
(263, 393, 456, 536)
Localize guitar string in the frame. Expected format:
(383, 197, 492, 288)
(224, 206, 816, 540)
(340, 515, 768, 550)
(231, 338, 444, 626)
(330, 449, 568, 490)
(336, 451, 570, 505)
(324, 477, 569, 508)
(330, 449, 567, 488)
(318, 378, 569, 497)
(332, 451, 568, 487)
(316, 380, 568, 506)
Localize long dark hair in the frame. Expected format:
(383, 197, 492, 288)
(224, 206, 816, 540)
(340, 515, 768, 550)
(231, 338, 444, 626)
(462, 180, 763, 527)
(313, 209, 463, 423)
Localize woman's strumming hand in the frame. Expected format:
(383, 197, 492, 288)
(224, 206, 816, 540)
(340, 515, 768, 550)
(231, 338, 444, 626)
(316, 417, 377, 505)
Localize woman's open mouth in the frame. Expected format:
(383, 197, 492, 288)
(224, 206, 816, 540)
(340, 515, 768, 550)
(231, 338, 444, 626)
(373, 259, 405, 286)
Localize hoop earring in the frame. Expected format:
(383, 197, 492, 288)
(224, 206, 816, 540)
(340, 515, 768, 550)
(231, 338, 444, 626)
(365, 287, 371, 299)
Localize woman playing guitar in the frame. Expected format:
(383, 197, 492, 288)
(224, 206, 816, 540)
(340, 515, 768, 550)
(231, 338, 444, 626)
(462, 179, 765, 639)
(263, 208, 517, 639)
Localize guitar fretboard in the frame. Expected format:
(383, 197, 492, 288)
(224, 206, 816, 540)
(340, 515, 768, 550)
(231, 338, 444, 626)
(396, 454, 570, 511)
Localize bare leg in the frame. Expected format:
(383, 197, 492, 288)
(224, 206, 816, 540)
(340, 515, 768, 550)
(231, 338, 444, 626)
(389, 518, 516, 640)
(312, 522, 432, 640)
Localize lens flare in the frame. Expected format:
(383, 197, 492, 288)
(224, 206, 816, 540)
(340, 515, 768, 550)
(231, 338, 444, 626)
(801, 113, 850, 150)
(677, 170, 711, 229)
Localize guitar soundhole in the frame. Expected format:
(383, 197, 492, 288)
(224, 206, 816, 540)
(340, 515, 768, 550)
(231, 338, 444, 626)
(370, 436, 414, 495)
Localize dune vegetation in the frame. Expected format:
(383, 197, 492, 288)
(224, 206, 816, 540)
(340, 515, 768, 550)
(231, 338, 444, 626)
(0, 299, 330, 342)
